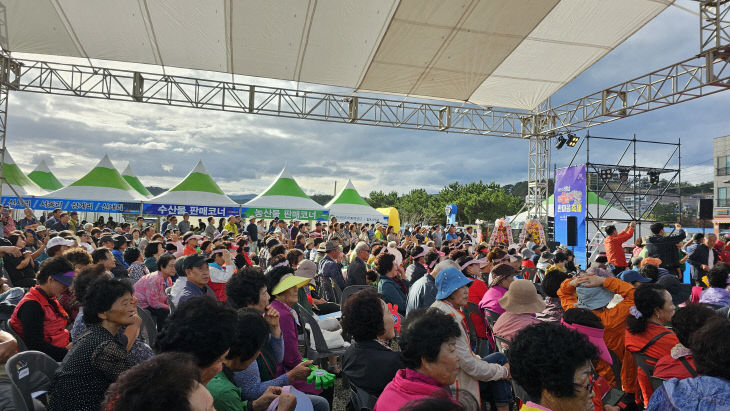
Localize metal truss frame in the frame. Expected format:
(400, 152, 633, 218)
(0, 1, 727, 225)
(568, 134, 681, 252)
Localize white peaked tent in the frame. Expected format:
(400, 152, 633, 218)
(42, 155, 147, 202)
(325, 180, 387, 224)
(147, 161, 238, 206)
(243, 167, 326, 221)
(121, 164, 152, 198)
(27, 159, 64, 191)
(1, 151, 47, 196)
(4, 1, 670, 110)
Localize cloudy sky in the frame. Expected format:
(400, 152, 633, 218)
(6, 0, 725, 197)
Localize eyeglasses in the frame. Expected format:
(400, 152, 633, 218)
(573, 364, 597, 393)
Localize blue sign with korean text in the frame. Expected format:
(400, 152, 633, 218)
(143, 203, 240, 217)
(1, 197, 141, 214)
(554, 165, 587, 269)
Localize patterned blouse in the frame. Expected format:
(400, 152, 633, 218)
(48, 324, 137, 411)
(128, 261, 150, 283)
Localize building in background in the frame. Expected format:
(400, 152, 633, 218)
(713, 136, 730, 232)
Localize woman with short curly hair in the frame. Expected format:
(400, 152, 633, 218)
(509, 322, 599, 411)
(375, 309, 461, 411)
(342, 289, 403, 397)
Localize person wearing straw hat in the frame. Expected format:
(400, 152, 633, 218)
(478, 264, 518, 315)
(492, 279, 545, 344)
(266, 266, 331, 402)
(430, 267, 511, 410)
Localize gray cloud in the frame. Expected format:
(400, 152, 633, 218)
(5, 1, 719, 196)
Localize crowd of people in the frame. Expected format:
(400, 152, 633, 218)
(0, 206, 729, 410)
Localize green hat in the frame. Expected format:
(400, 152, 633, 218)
(272, 274, 312, 295)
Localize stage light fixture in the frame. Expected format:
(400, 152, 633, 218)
(566, 133, 580, 147)
(600, 168, 613, 180)
(648, 171, 660, 186)
(555, 135, 567, 149)
(619, 168, 630, 182)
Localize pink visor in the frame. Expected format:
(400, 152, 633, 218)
(561, 319, 612, 365)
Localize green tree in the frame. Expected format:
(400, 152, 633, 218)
(366, 190, 399, 209)
(310, 194, 333, 206)
(396, 189, 433, 224)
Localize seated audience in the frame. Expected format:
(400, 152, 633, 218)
(4, 232, 38, 287)
(103, 352, 214, 411)
(142, 240, 163, 272)
(508, 322, 599, 411)
(155, 296, 237, 385)
(625, 283, 679, 407)
(376, 253, 407, 316)
(49, 277, 139, 411)
(478, 263, 516, 315)
(207, 309, 298, 411)
(207, 245, 235, 301)
(535, 268, 569, 322)
(267, 266, 332, 402)
(617, 269, 652, 288)
(226, 267, 324, 410)
(406, 259, 458, 315)
(699, 263, 730, 306)
(70, 264, 152, 363)
(647, 317, 730, 410)
(562, 308, 618, 390)
(457, 255, 489, 339)
(558, 273, 637, 395)
(375, 309, 461, 411)
(431, 267, 510, 410)
(124, 247, 148, 283)
(133, 253, 176, 330)
(653, 304, 718, 380)
(177, 254, 216, 304)
(493, 279, 544, 343)
(9, 256, 74, 361)
(342, 288, 403, 397)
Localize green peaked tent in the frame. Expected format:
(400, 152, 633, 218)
(122, 164, 152, 197)
(243, 166, 327, 221)
(27, 159, 64, 191)
(41, 154, 147, 201)
(325, 179, 388, 224)
(1, 150, 46, 196)
(146, 160, 238, 206)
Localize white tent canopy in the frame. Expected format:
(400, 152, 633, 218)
(4, 0, 670, 110)
(42, 155, 147, 202)
(147, 161, 238, 207)
(325, 179, 388, 224)
(243, 166, 326, 220)
(1, 150, 46, 196)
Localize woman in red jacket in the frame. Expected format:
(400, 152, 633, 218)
(9, 257, 75, 361)
(625, 283, 679, 407)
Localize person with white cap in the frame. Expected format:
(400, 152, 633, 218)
(430, 267, 511, 410)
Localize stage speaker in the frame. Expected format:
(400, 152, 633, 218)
(698, 199, 713, 220)
(566, 216, 578, 246)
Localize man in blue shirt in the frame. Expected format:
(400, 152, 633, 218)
(178, 254, 215, 305)
(445, 225, 459, 244)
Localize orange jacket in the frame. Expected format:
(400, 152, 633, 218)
(558, 277, 638, 394)
(625, 323, 679, 407)
(604, 226, 634, 268)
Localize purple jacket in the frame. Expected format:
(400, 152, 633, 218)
(270, 300, 322, 395)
